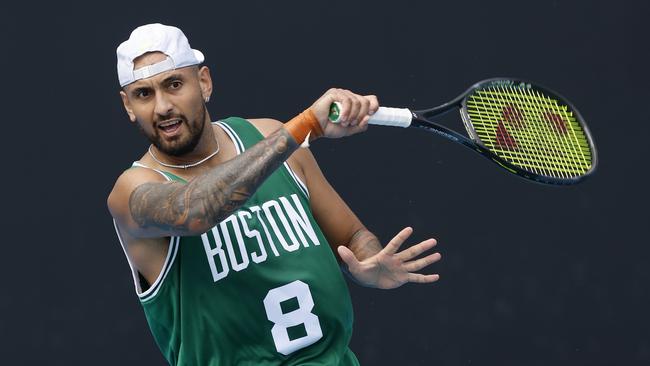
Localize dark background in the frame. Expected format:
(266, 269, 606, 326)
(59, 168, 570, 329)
(3, 0, 649, 365)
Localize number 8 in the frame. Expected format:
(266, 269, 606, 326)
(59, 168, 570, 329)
(263, 280, 323, 355)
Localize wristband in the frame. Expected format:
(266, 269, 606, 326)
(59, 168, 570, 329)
(284, 108, 323, 146)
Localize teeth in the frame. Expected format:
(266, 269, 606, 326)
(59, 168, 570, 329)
(160, 120, 180, 128)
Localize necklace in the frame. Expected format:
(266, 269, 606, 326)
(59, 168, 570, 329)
(148, 139, 220, 169)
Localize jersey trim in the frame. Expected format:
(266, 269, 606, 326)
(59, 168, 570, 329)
(113, 220, 179, 302)
(139, 236, 179, 303)
(113, 220, 146, 294)
(216, 121, 244, 154)
(284, 162, 309, 198)
(114, 161, 181, 302)
(131, 161, 167, 177)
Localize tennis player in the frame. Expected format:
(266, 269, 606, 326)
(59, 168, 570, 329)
(108, 23, 441, 365)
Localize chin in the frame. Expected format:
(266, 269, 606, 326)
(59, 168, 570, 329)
(157, 141, 193, 156)
(155, 134, 201, 157)
(146, 113, 206, 156)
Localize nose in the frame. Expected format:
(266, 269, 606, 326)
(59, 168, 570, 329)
(153, 91, 174, 117)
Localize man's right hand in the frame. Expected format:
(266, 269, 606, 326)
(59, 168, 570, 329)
(309, 88, 379, 139)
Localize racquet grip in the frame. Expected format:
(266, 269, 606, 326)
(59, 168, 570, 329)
(329, 102, 412, 128)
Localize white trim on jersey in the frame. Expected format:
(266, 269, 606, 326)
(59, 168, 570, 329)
(112, 161, 181, 302)
(139, 237, 179, 302)
(113, 220, 146, 294)
(131, 161, 167, 177)
(113, 220, 179, 301)
(283, 162, 310, 199)
(216, 121, 243, 154)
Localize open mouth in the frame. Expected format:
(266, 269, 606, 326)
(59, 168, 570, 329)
(158, 119, 183, 135)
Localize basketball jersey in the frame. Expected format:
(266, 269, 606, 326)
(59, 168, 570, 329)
(114, 117, 359, 366)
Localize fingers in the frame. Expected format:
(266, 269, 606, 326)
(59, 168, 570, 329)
(396, 238, 437, 261)
(407, 273, 440, 284)
(339, 91, 362, 127)
(337, 245, 360, 270)
(386, 228, 440, 285)
(338, 94, 354, 127)
(382, 227, 414, 255)
(366, 95, 379, 114)
(346, 95, 361, 127)
(345, 121, 370, 135)
(326, 89, 378, 127)
(403, 252, 442, 272)
(354, 95, 369, 126)
(360, 95, 379, 125)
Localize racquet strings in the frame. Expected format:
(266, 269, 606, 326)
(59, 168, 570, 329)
(465, 86, 593, 178)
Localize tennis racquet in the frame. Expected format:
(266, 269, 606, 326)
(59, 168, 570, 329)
(329, 78, 597, 185)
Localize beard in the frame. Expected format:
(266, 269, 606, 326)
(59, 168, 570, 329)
(140, 106, 207, 157)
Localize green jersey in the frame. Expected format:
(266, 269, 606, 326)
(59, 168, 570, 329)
(114, 117, 359, 365)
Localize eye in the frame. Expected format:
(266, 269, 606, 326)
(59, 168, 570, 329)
(170, 80, 183, 90)
(134, 89, 150, 99)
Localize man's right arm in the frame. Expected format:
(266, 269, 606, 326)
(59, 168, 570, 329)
(108, 126, 300, 238)
(109, 88, 374, 238)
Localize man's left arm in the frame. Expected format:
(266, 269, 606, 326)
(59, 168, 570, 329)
(294, 146, 441, 289)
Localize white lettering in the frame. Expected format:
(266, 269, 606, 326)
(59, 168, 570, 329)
(279, 194, 321, 247)
(251, 205, 280, 257)
(263, 200, 300, 252)
(238, 211, 267, 264)
(221, 215, 249, 272)
(201, 228, 229, 282)
(202, 195, 324, 282)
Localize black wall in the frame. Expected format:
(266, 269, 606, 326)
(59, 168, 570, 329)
(3, 0, 649, 364)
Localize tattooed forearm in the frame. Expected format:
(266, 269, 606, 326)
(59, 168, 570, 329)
(347, 228, 383, 262)
(129, 128, 299, 235)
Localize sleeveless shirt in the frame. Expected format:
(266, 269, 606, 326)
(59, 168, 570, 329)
(114, 117, 359, 365)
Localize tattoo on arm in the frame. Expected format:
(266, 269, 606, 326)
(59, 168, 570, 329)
(339, 228, 383, 281)
(129, 128, 299, 235)
(346, 229, 384, 262)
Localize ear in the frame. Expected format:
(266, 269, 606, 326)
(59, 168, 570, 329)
(197, 66, 213, 102)
(119, 90, 137, 123)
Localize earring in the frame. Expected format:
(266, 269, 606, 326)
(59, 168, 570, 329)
(204, 96, 210, 103)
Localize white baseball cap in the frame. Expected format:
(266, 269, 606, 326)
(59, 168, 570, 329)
(116, 23, 205, 87)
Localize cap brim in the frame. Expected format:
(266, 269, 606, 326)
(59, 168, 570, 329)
(193, 49, 205, 64)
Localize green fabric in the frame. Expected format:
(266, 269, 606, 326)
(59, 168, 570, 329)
(137, 117, 359, 366)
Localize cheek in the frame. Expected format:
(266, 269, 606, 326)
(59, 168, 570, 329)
(132, 105, 155, 124)
(135, 116, 157, 135)
(178, 94, 205, 120)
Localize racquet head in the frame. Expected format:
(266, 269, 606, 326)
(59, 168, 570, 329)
(453, 78, 597, 184)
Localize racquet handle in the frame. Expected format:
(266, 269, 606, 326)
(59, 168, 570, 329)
(328, 102, 413, 128)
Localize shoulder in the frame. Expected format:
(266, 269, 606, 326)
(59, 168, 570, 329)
(246, 118, 284, 137)
(107, 165, 169, 219)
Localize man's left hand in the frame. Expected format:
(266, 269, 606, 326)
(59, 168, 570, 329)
(337, 227, 441, 289)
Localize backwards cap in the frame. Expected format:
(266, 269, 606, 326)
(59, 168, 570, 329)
(116, 23, 204, 87)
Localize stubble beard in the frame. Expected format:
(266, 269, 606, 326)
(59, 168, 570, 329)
(143, 106, 207, 157)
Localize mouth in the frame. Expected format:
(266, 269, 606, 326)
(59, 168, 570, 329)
(158, 118, 183, 136)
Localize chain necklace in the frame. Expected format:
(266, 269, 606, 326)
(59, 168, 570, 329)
(148, 139, 220, 169)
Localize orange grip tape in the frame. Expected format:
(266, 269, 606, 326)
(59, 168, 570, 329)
(284, 108, 323, 144)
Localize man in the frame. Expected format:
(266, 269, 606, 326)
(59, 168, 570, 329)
(108, 23, 441, 365)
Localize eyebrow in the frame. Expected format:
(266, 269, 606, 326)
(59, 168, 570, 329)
(161, 73, 184, 85)
(128, 73, 186, 96)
